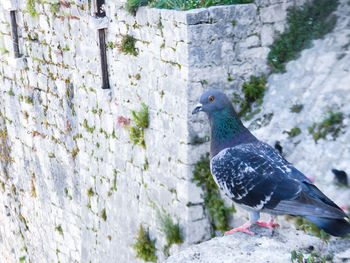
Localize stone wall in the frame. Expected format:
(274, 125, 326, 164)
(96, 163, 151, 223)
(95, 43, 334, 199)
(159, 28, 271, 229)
(0, 0, 298, 262)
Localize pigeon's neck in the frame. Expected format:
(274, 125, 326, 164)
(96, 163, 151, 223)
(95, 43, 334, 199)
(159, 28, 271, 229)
(209, 109, 256, 157)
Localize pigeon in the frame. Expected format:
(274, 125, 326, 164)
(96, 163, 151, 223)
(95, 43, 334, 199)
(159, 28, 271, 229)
(331, 169, 348, 186)
(192, 90, 350, 236)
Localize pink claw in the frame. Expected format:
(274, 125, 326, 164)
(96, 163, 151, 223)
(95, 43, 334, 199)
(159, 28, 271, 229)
(225, 222, 254, 236)
(255, 218, 279, 231)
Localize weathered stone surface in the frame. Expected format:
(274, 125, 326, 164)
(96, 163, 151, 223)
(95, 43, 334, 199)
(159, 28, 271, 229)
(166, 227, 350, 263)
(0, 0, 315, 262)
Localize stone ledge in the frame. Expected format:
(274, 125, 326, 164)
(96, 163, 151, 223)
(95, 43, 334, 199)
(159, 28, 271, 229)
(166, 226, 350, 263)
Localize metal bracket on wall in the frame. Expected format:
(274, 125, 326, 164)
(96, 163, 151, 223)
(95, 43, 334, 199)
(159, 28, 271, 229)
(4, 0, 27, 69)
(4, 0, 20, 58)
(94, 0, 110, 89)
(10, 10, 20, 58)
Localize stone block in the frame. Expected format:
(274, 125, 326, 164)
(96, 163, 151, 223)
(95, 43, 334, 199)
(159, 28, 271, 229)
(186, 8, 209, 25)
(260, 2, 291, 23)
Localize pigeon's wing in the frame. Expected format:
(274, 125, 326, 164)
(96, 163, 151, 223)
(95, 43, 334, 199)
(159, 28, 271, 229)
(277, 166, 348, 218)
(210, 143, 301, 210)
(211, 142, 346, 219)
(288, 166, 344, 210)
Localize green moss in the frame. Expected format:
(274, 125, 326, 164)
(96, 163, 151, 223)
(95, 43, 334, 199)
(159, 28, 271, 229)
(50, 2, 60, 16)
(159, 213, 182, 256)
(119, 35, 138, 56)
(87, 187, 94, 198)
(55, 225, 64, 236)
(143, 157, 149, 171)
(157, 20, 163, 30)
(126, 0, 149, 15)
(189, 135, 209, 145)
(83, 119, 95, 133)
(308, 110, 343, 142)
(7, 90, 14, 96)
(284, 127, 301, 137)
(27, 0, 38, 18)
(107, 41, 117, 50)
(100, 208, 107, 221)
(133, 224, 157, 262)
(24, 96, 34, 105)
(129, 102, 149, 148)
(291, 250, 333, 263)
(237, 75, 267, 119)
(63, 45, 70, 51)
(268, 0, 339, 73)
(19, 256, 26, 263)
(192, 153, 235, 233)
(111, 169, 118, 191)
(30, 180, 36, 197)
(0, 47, 9, 55)
(72, 147, 79, 159)
(290, 103, 303, 113)
(18, 213, 29, 230)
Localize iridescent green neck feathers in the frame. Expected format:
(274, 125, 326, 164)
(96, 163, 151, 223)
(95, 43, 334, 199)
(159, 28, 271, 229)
(210, 109, 244, 142)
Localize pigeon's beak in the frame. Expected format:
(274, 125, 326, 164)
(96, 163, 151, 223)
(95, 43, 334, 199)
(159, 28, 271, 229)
(192, 103, 203, 115)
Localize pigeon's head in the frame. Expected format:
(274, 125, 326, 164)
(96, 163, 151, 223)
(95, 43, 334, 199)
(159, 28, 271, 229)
(192, 90, 233, 116)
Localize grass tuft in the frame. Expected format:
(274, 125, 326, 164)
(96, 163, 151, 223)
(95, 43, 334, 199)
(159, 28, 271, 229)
(290, 103, 303, 113)
(235, 75, 267, 120)
(268, 0, 339, 73)
(129, 103, 149, 148)
(27, 0, 38, 18)
(133, 224, 157, 262)
(159, 213, 182, 257)
(119, 35, 138, 56)
(308, 110, 343, 142)
(284, 127, 301, 138)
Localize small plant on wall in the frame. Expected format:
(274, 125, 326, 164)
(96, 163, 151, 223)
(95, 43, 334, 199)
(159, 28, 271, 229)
(233, 75, 267, 120)
(129, 102, 149, 148)
(308, 110, 344, 142)
(118, 35, 138, 56)
(267, 0, 339, 73)
(133, 224, 157, 262)
(27, 0, 38, 18)
(159, 212, 183, 257)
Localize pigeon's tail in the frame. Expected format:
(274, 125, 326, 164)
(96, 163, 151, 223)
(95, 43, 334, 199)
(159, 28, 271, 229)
(305, 216, 350, 237)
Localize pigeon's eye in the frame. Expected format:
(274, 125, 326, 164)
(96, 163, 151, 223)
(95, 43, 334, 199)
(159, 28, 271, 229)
(208, 96, 215, 102)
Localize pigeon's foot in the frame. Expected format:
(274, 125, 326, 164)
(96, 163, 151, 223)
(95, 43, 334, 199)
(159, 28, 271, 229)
(255, 218, 279, 231)
(225, 222, 254, 236)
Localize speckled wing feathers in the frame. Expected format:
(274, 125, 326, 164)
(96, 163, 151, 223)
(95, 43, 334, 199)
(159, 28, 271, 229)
(211, 142, 300, 211)
(210, 142, 349, 220)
